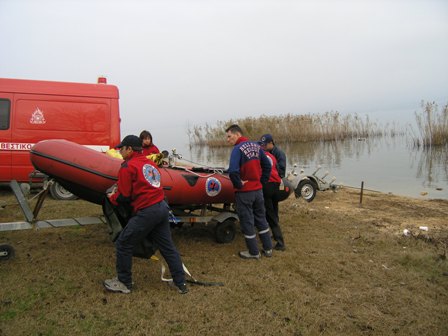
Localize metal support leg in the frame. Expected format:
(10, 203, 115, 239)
(9, 179, 51, 223)
(33, 187, 50, 219)
(9, 180, 34, 222)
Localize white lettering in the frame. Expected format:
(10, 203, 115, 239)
(239, 142, 260, 159)
(0, 142, 35, 151)
(0, 142, 110, 152)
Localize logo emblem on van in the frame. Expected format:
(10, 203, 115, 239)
(30, 108, 46, 124)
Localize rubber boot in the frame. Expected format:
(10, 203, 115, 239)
(271, 226, 286, 251)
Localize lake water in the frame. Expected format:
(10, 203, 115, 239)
(164, 135, 448, 200)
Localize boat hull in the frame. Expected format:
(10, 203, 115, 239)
(30, 139, 236, 205)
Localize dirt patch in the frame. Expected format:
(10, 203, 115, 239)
(1, 187, 447, 335)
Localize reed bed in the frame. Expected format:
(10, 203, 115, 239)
(188, 112, 384, 146)
(412, 101, 448, 147)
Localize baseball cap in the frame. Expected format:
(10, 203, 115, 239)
(260, 134, 274, 145)
(116, 135, 142, 149)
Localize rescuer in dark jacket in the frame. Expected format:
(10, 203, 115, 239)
(260, 134, 286, 178)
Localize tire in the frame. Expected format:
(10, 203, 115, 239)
(295, 178, 317, 202)
(277, 178, 294, 202)
(49, 182, 78, 200)
(214, 218, 237, 244)
(0, 244, 15, 261)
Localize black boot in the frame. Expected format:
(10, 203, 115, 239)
(271, 226, 286, 251)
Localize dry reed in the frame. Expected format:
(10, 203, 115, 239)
(413, 101, 448, 147)
(188, 112, 385, 146)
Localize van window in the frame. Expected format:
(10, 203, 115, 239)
(0, 99, 11, 130)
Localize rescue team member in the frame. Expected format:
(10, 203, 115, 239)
(260, 134, 286, 178)
(104, 135, 188, 294)
(140, 130, 160, 155)
(225, 124, 273, 259)
(261, 148, 286, 251)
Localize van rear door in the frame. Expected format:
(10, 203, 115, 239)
(0, 96, 13, 181)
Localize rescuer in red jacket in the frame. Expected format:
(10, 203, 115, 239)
(140, 130, 160, 155)
(104, 135, 187, 294)
(262, 149, 286, 251)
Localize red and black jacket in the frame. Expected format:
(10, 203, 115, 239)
(110, 152, 164, 212)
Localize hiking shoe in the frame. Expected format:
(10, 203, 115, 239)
(274, 243, 286, 251)
(103, 278, 131, 294)
(262, 249, 273, 257)
(108, 276, 135, 287)
(177, 283, 189, 294)
(238, 251, 261, 259)
(168, 281, 189, 294)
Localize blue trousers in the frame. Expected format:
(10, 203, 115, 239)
(115, 201, 185, 288)
(235, 189, 272, 255)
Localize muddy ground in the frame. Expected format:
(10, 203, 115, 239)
(0, 187, 447, 335)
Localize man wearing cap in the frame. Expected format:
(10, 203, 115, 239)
(103, 135, 188, 294)
(225, 124, 273, 259)
(259, 134, 286, 178)
(260, 134, 287, 250)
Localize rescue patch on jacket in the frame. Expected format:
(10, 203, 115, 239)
(142, 164, 161, 188)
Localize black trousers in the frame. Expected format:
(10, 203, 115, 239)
(263, 182, 280, 230)
(115, 200, 185, 288)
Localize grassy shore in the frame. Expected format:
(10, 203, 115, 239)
(1, 188, 447, 335)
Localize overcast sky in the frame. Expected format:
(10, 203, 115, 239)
(1, 0, 447, 148)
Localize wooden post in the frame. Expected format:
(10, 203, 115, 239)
(359, 181, 364, 206)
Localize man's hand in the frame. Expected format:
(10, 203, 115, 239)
(107, 186, 117, 198)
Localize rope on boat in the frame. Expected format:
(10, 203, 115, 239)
(171, 165, 230, 179)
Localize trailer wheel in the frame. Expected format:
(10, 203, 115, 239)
(295, 178, 317, 202)
(215, 219, 236, 244)
(49, 182, 78, 200)
(0, 244, 15, 261)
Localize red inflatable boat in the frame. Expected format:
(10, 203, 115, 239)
(30, 139, 235, 205)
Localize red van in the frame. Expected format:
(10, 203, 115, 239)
(0, 77, 121, 199)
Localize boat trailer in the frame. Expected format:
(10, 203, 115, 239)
(0, 180, 106, 260)
(287, 164, 338, 202)
(1, 179, 239, 262)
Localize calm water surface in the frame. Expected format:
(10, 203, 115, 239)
(170, 136, 448, 200)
